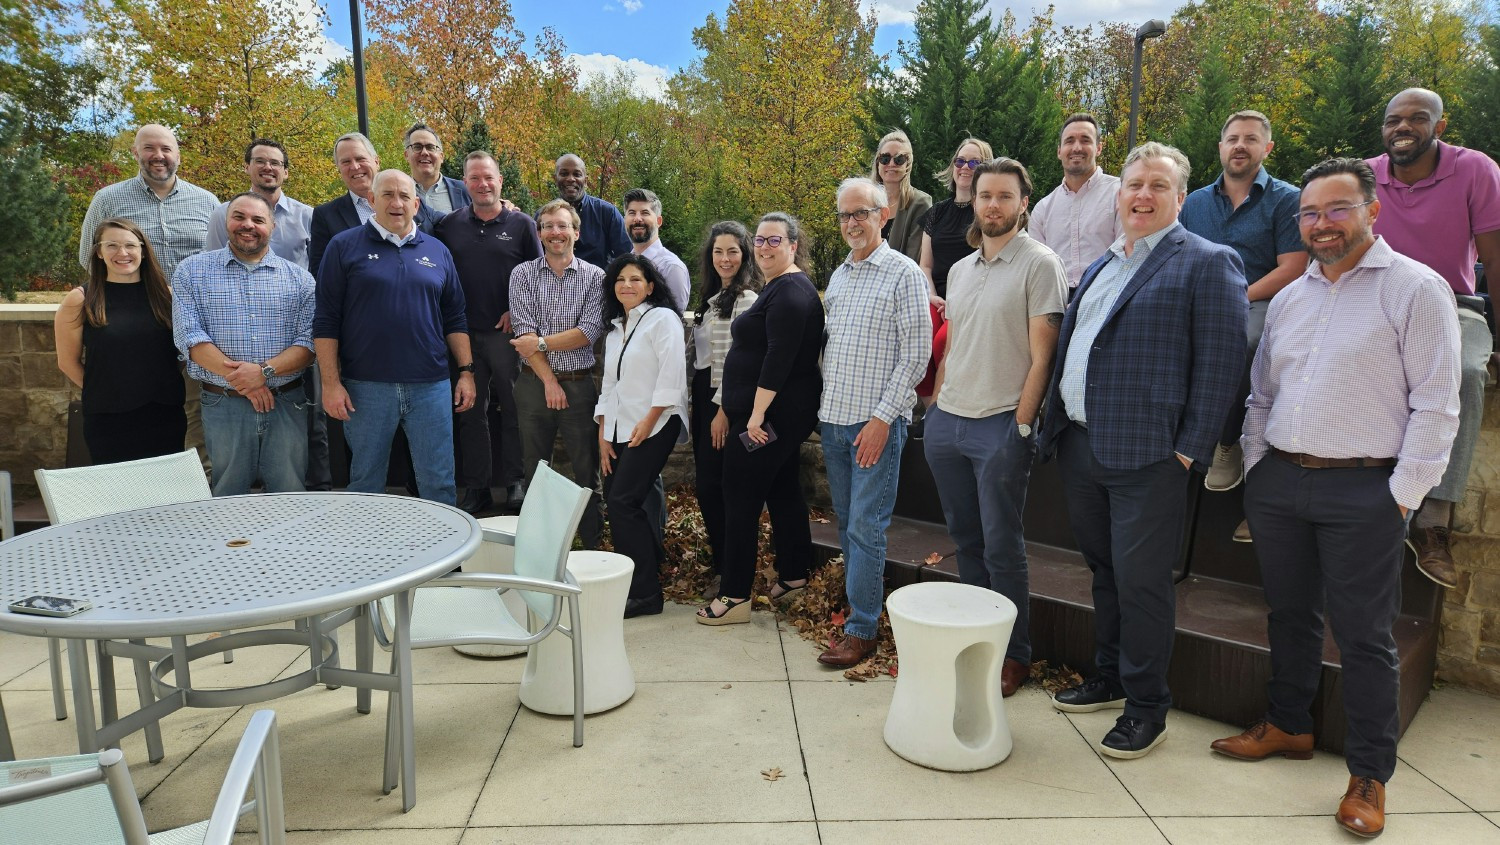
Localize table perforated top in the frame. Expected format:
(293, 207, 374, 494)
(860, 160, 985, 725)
(0, 493, 480, 638)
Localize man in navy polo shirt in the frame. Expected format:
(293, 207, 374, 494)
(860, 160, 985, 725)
(433, 151, 542, 514)
(1181, 109, 1307, 542)
(314, 169, 476, 506)
(553, 153, 630, 269)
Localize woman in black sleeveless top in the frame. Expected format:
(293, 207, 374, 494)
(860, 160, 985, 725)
(54, 217, 185, 463)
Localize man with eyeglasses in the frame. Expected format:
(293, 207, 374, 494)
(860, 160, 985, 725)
(1365, 88, 1500, 589)
(508, 199, 607, 549)
(204, 139, 312, 269)
(1213, 157, 1459, 839)
(1029, 113, 1122, 289)
(816, 177, 931, 667)
(553, 153, 630, 270)
(79, 123, 218, 283)
(404, 123, 471, 215)
(1180, 110, 1307, 527)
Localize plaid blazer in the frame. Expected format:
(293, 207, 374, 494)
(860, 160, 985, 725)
(1039, 224, 1248, 471)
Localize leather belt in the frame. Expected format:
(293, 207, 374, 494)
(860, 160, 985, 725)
(201, 375, 305, 397)
(1271, 447, 1395, 469)
(524, 368, 592, 382)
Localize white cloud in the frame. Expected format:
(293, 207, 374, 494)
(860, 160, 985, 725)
(293, 0, 350, 78)
(869, 0, 1177, 32)
(568, 53, 671, 101)
(867, 0, 918, 26)
(622, 0, 643, 11)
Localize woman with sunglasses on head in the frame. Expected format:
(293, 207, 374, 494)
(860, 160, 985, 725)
(689, 221, 764, 585)
(872, 130, 932, 264)
(697, 212, 824, 626)
(918, 137, 995, 313)
(597, 253, 690, 618)
(54, 217, 187, 463)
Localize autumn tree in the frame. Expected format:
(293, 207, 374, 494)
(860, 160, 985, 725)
(677, 0, 877, 279)
(362, 0, 575, 192)
(86, 0, 338, 201)
(323, 45, 418, 192)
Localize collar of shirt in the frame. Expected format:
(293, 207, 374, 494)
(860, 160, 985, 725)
(370, 217, 418, 247)
(1064, 167, 1109, 196)
(135, 173, 177, 199)
(1108, 221, 1177, 263)
(1301, 234, 1396, 287)
(349, 191, 374, 216)
(221, 250, 270, 273)
(613, 301, 655, 328)
(541, 254, 582, 279)
(1212, 165, 1271, 201)
(841, 239, 894, 268)
(976, 228, 1033, 265)
(465, 204, 508, 226)
(1372, 140, 1457, 189)
(416, 177, 448, 200)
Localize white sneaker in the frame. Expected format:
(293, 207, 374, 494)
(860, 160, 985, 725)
(1204, 442, 1244, 491)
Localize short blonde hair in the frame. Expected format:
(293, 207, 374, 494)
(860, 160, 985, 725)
(535, 198, 580, 230)
(1121, 141, 1191, 195)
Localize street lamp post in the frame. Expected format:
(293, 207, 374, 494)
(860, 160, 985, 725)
(1126, 19, 1168, 152)
(349, 0, 369, 137)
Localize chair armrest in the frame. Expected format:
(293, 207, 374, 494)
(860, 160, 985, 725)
(429, 572, 583, 597)
(201, 710, 284, 845)
(480, 527, 516, 546)
(0, 753, 111, 806)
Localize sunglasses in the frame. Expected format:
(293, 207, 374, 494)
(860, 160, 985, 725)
(953, 158, 983, 170)
(753, 235, 787, 247)
(877, 153, 910, 166)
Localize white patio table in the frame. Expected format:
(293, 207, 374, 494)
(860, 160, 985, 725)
(0, 492, 479, 812)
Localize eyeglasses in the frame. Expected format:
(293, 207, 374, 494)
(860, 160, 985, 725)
(837, 208, 881, 224)
(406, 143, 441, 153)
(877, 153, 910, 166)
(100, 241, 143, 253)
(753, 235, 787, 247)
(539, 222, 574, 232)
(953, 158, 983, 170)
(1293, 201, 1372, 227)
(250, 157, 287, 168)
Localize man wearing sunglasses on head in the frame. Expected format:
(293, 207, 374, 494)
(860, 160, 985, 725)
(1029, 114, 1122, 290)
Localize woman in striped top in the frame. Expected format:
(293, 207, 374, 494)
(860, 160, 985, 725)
(689, 221, 762, 583)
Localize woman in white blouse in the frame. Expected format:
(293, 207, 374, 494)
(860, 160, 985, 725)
(689, 221, 762, 583)
(597, 253, 690, 618)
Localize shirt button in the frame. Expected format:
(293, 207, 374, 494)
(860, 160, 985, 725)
(1311, 346, 1318, 352)
(1303, 377, 1309, 382)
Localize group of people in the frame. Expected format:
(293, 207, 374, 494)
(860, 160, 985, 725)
(53, 85, 1500, 839)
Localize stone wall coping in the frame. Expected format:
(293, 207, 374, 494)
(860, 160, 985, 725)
(0, 304, 61, 322)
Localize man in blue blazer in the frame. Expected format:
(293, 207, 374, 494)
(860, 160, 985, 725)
(310, 132, 446, 280)
(1039, 142, 1248, 759)
(403, 123, 472, 216)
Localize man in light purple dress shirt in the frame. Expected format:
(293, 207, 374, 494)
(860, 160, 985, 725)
(1214, 158, 1459, 840)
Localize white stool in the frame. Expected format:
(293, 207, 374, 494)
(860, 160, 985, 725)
(519, 550, 636, 715)
(883, 582, 1017, 771)
(456, 516, 528, 658)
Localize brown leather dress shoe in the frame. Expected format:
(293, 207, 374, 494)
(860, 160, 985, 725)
(1408, 525, 1458, 588)
(1001, 658, 1029, 697)
(818, 633, 877, 667)
(1337, 775, 1385, 838)
(1209, 718, 1314, 760)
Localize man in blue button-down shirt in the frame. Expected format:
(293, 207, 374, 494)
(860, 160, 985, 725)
(553, 153, 631, 269)
(173, 193, 316, 497)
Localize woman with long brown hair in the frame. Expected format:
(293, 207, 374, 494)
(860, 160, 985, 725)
(54, 217, 186, 462)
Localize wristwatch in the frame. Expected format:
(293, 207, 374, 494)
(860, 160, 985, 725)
(456, 363, 476, 374)
(1017, 422, 1033, 438)
(536, 336, 549, 353)
(261, 364, 276, 381)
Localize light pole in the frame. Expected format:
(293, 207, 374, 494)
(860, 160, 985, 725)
(349, 0, 369, 137)
(1126, 19, 1167, 152)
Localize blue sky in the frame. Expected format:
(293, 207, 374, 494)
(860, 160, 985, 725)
(320, 0, 1180, 98)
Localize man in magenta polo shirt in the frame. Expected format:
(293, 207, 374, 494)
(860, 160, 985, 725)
(1367, 87, 1500, 588)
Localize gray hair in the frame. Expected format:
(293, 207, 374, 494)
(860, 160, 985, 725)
(1122, 141, 1191, 194)
(837, 177, 888, 210)
(332, 132, 377, 163)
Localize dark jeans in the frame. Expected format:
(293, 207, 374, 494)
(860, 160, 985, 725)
(514, 368, 603, 548)
(1057, 424, 1187, 723)
(305, 361, 331, 490)
(456, 328, 522, 489)
(719, 407, 815, 599)
(1243, 455, 1405, 782)
(605, 416, 683, 600)
(690, 367, 728, 574)
(924, 407, 1036, 663)
(1220, 299, 1268, 447)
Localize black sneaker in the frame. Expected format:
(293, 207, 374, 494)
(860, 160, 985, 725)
(1098, 715, 1168, 759)
(1052, 676, 1127, 713)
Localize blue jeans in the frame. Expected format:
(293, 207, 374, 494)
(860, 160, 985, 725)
(923, 407, 1035, 663)
(199, 382, 310, 496)
(821, 418, 906, 640)
(342, 379, 457, 506)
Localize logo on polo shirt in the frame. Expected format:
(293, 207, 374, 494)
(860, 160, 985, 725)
(497, 232, 513, 241)
(416, 255, 438, 268)
(367, 253, 379, 260)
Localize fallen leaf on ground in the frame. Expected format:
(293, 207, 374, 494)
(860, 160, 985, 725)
(923, 552, 942, 565)
(722, 684, 732, 689)
(761, 767, 784, 782)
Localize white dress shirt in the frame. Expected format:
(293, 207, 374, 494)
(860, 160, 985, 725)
(595, 303, 690, 444)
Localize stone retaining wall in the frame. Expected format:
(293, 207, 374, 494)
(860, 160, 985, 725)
(0, 306, 72, 498)
(1443, 388, 1500, 692)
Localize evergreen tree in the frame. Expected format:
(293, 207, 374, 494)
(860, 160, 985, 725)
(441, 117, 535, 215)
(0, 108, 71, 300)
(1454, 23, 1500, 163)
(1170, 44, 1242, 191)
(1298, 1, 1387, 164)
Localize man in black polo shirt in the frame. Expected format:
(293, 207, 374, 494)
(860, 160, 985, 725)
(433, 151, 542, 514)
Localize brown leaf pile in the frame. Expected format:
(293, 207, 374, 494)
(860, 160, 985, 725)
(657, 484, 1079, 687)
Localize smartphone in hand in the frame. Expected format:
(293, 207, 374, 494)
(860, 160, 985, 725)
(739, 422, 779, 452)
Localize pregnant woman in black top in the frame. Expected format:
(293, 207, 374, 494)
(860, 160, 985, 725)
(54, 217, 186, 463)
(697, 212, 824, 626)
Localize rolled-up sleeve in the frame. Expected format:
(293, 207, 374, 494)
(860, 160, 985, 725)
(509, 262, 539, 338)
(576, 267, 606, 343)
(171, 262, 210, 355)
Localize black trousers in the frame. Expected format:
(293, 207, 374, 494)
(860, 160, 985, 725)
(455, 328, 522, 489)
(1057, 424, 1187, 723)
(83, 401, 186, 464)
(605, 416, 683, 600)
(514, 368, 603, 548)
(690, 367, 728, 575)
(1243, 455, 1405, 782)
(719, 406, 815, 599)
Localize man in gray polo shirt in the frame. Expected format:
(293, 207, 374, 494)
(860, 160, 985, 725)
(925, 157, 1068, 697)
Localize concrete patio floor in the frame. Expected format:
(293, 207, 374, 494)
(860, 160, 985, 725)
(3, 601, 1499, 844)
